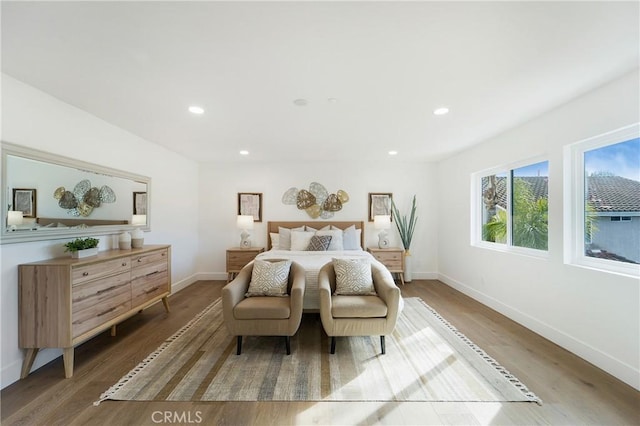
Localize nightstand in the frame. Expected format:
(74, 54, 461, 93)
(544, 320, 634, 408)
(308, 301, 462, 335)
(226, 247, 264, 282)
(367, 247, 405, 285)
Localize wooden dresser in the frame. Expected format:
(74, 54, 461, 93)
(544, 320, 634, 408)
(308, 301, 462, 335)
(18, 245, 171, 378)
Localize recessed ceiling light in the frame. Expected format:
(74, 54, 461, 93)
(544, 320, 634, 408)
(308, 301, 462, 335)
(433, 107, 449, 116)
(188, 106, 204, 114)
(293, 99, 308, 106)
(388, 150, 398, 156)
(239, 150, 249, 156)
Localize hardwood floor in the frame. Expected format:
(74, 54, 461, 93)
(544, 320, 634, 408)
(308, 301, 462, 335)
(2, 280, 639, 425)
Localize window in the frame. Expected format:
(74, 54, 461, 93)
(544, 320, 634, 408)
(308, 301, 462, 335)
(475, 159, 549, 253)
(564, 123, 640, 276)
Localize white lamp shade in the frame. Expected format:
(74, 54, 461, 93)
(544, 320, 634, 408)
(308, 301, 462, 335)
(131, 214, 147, 226)
(374, 215, 391, 230)
(236, 215, 254, 230)
(7, 211, 23, 226)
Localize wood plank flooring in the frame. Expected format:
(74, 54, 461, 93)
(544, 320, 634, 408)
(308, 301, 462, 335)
(2, 280, 639, 425)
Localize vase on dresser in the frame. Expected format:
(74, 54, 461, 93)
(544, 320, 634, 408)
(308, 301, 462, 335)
(404, 250, 412, 282)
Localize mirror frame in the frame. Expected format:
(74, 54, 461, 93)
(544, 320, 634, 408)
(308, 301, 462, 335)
(1, 141, 151, 244)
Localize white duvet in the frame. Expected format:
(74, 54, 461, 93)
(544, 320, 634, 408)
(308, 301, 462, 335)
(256, 250, 384, 311)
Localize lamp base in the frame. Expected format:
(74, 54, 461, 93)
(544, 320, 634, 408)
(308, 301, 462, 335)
(378, 231, 389, 248)
(240, 230, 252, 248)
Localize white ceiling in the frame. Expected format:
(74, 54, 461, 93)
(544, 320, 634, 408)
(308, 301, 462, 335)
(2, 1, 638, 164)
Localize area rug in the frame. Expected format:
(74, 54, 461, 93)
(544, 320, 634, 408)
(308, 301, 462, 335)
(95, 297, 541, 404)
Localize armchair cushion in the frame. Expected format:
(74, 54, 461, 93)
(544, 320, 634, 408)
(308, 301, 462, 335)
(331, 295, 388, 318)
(245, 259, 292, 297)
(333, 258, 376, 295)
(234, 296, 291, 319)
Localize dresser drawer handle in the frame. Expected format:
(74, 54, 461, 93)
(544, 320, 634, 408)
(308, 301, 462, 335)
(138, 259, 142, 262)
(82, 272, 89, 276)
(97, 285, 117, 295)
(145, 286, 160, 294)
(97, 306, 116, 317)
(122, 262, 127, 266)
(146, 270, 160, 277)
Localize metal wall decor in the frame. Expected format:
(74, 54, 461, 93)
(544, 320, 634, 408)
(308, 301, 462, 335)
(54, 179, 116, 217)
(282, 182, 349, 219)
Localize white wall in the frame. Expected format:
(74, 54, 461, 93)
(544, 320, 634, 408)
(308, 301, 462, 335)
(436, 69, 640, 389)
(0, 75, 201, 387)
(197, 161, 438, 280)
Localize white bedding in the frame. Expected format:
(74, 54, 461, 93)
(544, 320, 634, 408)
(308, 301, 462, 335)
(256, 249, 384, 311)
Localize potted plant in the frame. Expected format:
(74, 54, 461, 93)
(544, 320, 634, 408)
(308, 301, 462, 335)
(391, 195, 417, 282)
(64, 237, 100, 258)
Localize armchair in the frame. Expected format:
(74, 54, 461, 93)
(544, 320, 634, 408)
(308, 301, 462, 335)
(318, 260, 401, 354)
(222, 260, 305, 355)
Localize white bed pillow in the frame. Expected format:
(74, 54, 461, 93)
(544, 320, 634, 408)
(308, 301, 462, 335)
(332, 225, 362, 250)
(290, 230, 315, 251)
(278, 226, 305, 250)
(315, 229, 344, 251)
(269, 232, 280, 249)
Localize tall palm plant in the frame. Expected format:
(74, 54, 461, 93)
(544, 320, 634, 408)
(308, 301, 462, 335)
(391, 195, 417, 252)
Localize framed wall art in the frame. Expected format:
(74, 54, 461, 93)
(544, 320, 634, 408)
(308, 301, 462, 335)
(13, 188, 37, 218)
(133, 192, 147, 215)
(238, 192, 262, 222)
(368, 192, 392, 222)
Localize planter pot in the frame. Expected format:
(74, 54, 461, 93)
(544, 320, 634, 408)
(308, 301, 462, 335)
(71, 247, 98, 259)
(404, 251, 412, 282)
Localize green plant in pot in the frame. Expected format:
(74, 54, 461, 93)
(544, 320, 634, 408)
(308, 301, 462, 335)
(64, 237, 99, 258)
(391, 195, 417, 282)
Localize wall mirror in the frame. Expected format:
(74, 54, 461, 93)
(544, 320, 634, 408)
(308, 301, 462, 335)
(1, 142, 151, 244)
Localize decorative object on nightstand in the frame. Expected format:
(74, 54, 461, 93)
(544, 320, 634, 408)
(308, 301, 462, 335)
(367, 247, 405, 285)
(236, 215, 254, 248)
(391, 195, 417, 282)
(374, 215, 391, 248)
(226, 247, 265, 282)
(131, 214, 146, 248)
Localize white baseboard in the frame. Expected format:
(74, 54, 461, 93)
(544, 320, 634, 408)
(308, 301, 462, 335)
(438, 272, 640, 391)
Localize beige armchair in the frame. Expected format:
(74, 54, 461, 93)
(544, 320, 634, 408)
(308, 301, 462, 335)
(318, 260, 401, 354)
(222, 260, 305, 355)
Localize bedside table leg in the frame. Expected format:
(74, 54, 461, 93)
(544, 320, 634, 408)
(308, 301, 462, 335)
(20, 348, 39, 379)
(63, 347, 74, 378)
(399, 273, 405, 285)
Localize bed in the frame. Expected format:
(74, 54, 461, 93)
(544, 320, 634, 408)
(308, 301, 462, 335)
(257, 221, 389, 312)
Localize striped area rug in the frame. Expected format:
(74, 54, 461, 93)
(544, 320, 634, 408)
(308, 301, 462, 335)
(96, 297, 540, 404)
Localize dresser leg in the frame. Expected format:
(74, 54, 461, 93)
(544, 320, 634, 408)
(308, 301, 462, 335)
(162, 296, 170, 313)
(20, 348, 39, 379)
(111, 325, 117, 336)
(63, 347, 74, 378)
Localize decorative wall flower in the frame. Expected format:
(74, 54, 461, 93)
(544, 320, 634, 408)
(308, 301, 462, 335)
(282, 182, 349, 219)
(53, 179, 116, 217)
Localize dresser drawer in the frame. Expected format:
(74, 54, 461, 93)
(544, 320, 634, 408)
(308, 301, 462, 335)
(132, 249, 168, 270)
(132, 270, 169, 307)
(72, 271, 131, 313)
(72, 258, 131, 285)
(72, 281, 131, 338)
(131, 257, 168, 281)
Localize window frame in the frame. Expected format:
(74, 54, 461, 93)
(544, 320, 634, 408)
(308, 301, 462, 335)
(471, 155, 549, 258)
(563, 123, 640, 277)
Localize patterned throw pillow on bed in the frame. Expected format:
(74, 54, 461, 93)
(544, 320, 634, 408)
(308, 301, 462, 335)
(333, 258, 376, 295)
(307, 235, 332, 251)
(246, 259, 292, 297)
